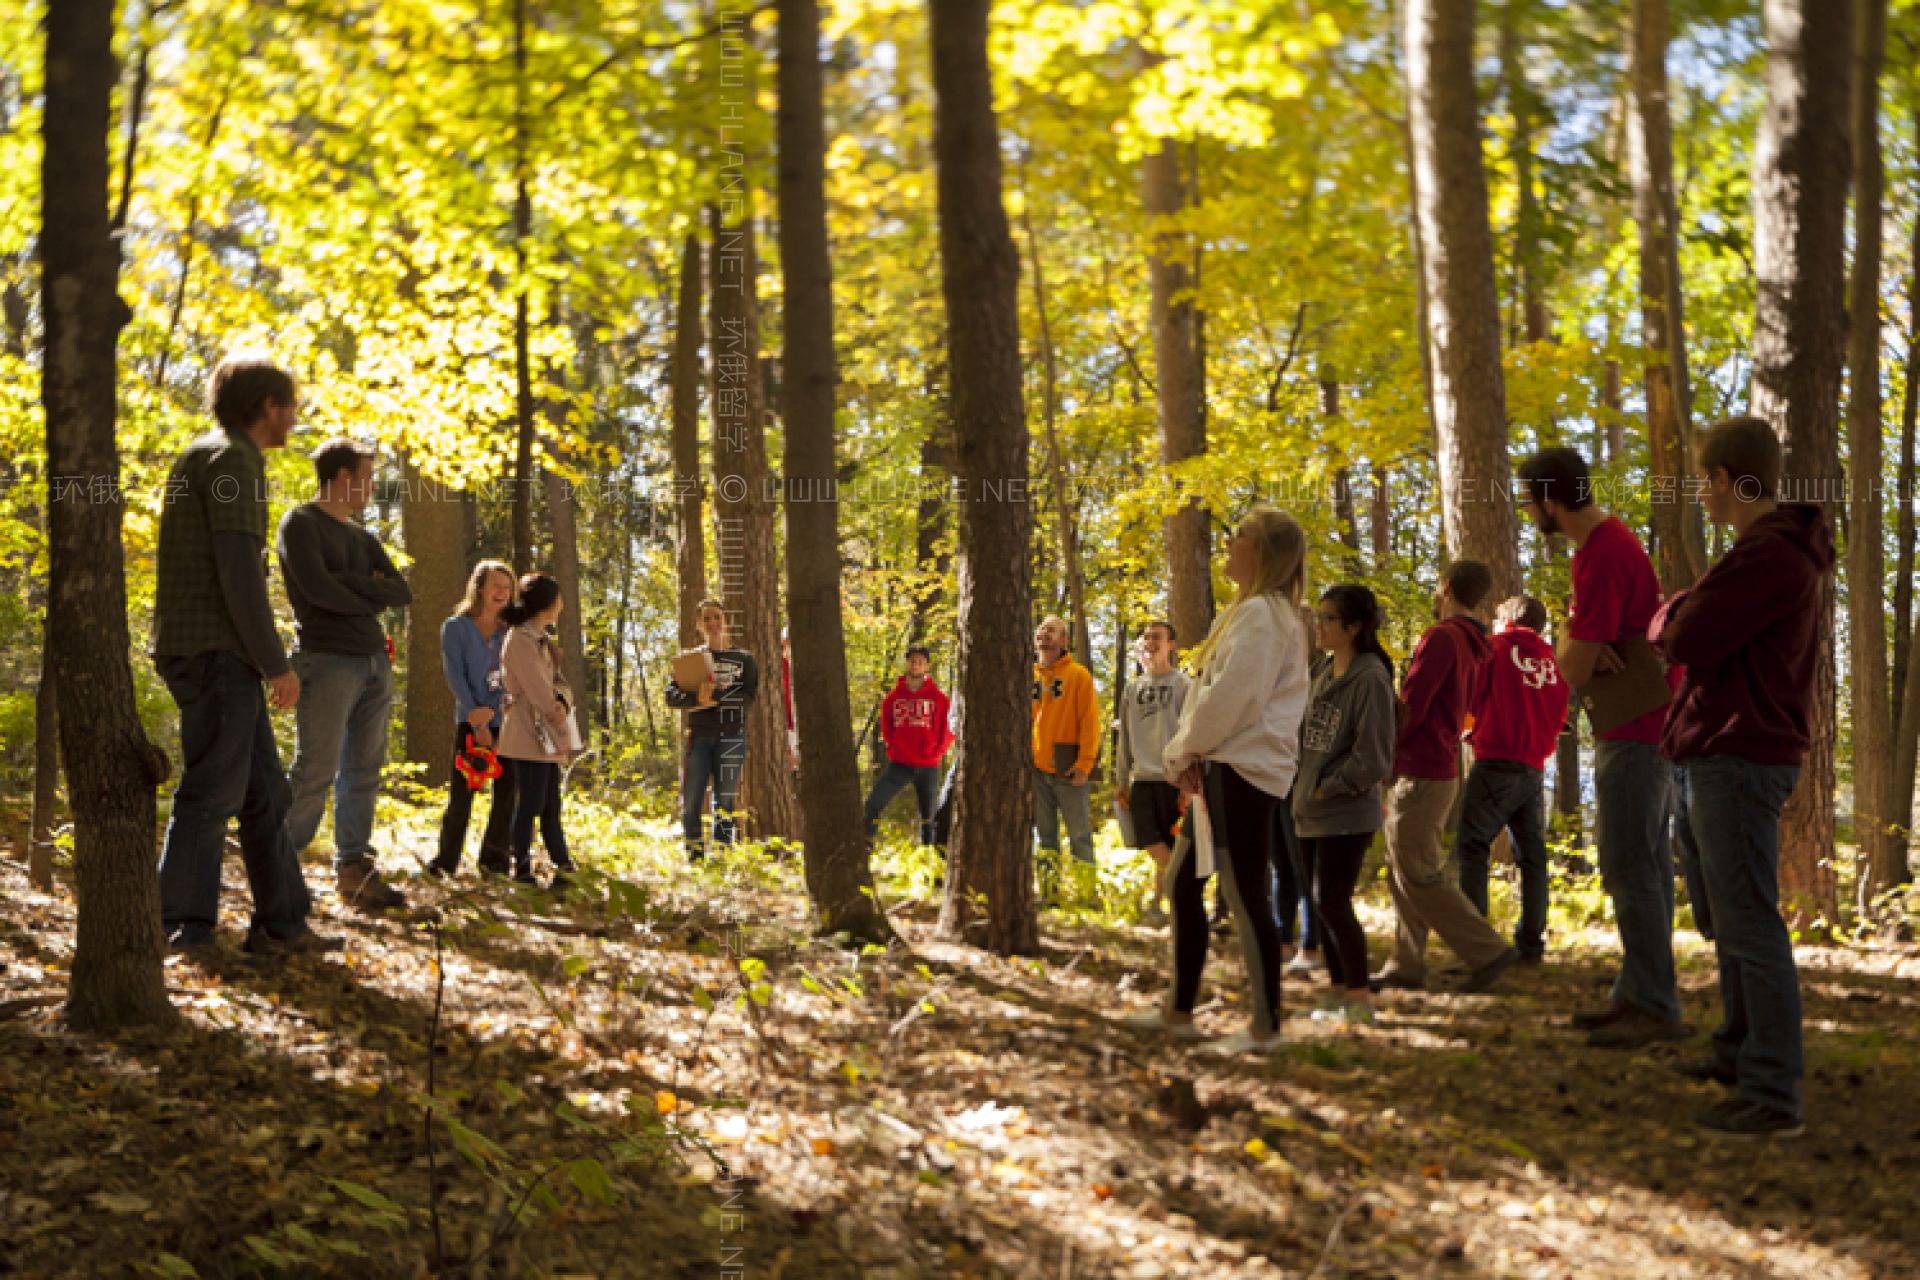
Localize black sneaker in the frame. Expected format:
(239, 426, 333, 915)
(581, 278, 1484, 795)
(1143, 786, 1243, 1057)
(1463, 948, 1520, 994)
(243, 926, 345, 957)
(1516, 950, 1545, 967)
(1671, 1057, 1738, 1087)
(513, 871, 539, 886)
(1586, 1008, 1690, 1050)
(1368, 969, 1425, 993)
(1570, 1000, 1629, 1032)
(1693, 1098, 1804, 1140)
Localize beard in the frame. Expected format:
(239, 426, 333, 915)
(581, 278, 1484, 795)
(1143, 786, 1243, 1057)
(1532, 507, 1561, 537)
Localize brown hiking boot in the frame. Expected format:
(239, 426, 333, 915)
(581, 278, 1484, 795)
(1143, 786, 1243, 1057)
(337, 860, 406, 913)
(243, 925, 346, 956)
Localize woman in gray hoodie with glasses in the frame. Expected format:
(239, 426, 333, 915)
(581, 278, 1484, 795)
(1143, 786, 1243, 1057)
(1293, 584, 1397, 1023)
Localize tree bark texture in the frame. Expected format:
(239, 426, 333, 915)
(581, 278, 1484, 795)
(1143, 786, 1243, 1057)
(671, 234, 709, 650)
(401, 456, 469, 789)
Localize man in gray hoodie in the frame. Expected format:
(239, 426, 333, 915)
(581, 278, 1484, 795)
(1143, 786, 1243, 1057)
(1115, 620, 1191, 914)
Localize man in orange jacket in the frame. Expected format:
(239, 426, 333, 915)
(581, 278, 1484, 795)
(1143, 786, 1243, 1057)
(1032, 616, 1102, 869)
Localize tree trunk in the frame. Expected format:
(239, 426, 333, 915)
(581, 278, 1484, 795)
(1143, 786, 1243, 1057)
(776, 0, 889, 942)
(508, 0, 535, 576)
(1499, 0, 1549, 346)
(1018, 185, 1091, 659)
(1404, 0, 1523, 600)
(541, 463, 590, 745)
(1628, 0, 1708, 592)
(1749, 0, 1852, 930)
(1370, 465, 1392, 570)
(1322, 374, 1364, 576)
(1895, 142, 1920, 881)
(929, 0, 1038, 956)
(909, 409, 953, 647)
(671, 234, 709, 650)
(1847, 0, 1899, 903)
(1142, 140, 1211, 648)
(43, 0, 175, 1032)
(401, 458, 469, 789)
(28, 612, 58, 887)
(710, 205, 802, 843)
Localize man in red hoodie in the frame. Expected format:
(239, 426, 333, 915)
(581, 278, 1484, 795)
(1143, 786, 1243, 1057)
(1457, 595, 1571, 964)
(862, 645, 954, 846)
(1653, 417, 1830, 1140)
(1372, 561, 1520, 995)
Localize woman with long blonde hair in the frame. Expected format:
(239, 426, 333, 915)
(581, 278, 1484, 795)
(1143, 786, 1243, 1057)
(1125, 506, 1312, 1054)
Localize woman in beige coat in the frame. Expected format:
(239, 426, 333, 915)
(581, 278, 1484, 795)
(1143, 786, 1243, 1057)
(497, 574, 578, 886)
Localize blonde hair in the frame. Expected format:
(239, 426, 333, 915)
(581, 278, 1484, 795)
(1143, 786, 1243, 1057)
(455, 559, 514, 619)
(1186, 506, 1307, 674)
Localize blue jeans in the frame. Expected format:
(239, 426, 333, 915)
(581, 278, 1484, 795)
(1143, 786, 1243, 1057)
(683, 733, 746, 853)
(1270, 800, 1316, 949)
(1456, 759, 1550, 959)
(864, 761, 940, 845)
(1593, 738, 1680, 1021)
(1687, 756, 1803, 1116)
(155, 650, 313, 942)
(1671, 761, 1712, 940)
(1034, 767, 1094, 864)
(285, 650, 394, 872)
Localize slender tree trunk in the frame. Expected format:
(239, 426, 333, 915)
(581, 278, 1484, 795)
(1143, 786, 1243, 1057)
(671, 234, 709, 649)
(1895, 150, 1920, 878)
(909, 398, 953, 647)
(43, 0, 175, 1031)
(1404, 0, 1523, 600)
(710, 205, 802, 842)
(401, 458, 469, 789)
(1848, 0, 1898, 903)
(509, 0, 535, 576)
(1142, 140, 1211, 647)
(929, 0, 1038, 956)
(1019, 186, 1091, 659)
(1500, 0, 1549, 345)
(1628, 0, 1708, 592)
(1749, 0, 1852, 930)
(1370, 464, 1392, 570)
(541, 462, 589, 744)
(776, 0, 889, 941)
(28, 616, 58, 888)
(1322, 374, 1364, 575)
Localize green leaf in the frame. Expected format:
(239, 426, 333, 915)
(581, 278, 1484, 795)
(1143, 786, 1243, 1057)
(244, 1236, 294, 1268)
(150, 1254, 199, 1279)
(692, 985, 715, 1013)
(568, 1158, 614, 1204)
(563, 953, 592, 978)
(493, 1079, 526, 1106)
(329, 1179, 404, 1215)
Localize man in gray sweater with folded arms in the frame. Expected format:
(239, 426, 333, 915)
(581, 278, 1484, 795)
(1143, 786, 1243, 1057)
(279, 438, 413, 911)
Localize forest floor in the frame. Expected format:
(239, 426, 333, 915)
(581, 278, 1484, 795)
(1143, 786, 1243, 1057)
(3, 799, 1920, 1280)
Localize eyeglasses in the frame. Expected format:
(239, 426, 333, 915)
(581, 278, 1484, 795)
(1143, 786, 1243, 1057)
(1315, 612, 1341, 624)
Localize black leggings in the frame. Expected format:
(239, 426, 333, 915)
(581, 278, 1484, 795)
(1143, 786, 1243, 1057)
(509, 759, 574, 875)
(1300, 831, 1374, 992)
(1166, 764, 1284, 1037)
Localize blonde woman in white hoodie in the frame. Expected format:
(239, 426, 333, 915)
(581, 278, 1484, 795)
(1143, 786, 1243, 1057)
(1124, 506, 1311, 1054)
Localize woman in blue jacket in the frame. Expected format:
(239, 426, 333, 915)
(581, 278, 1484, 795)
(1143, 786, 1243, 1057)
(429, 560, 516, 874)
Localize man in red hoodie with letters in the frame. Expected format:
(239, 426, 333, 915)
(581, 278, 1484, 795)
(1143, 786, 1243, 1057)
(1457, 595, 1571, 964)
(1653, 416, 1830, 1140)
(1372, 560, 1521, 995)
(862, 645, 954, 847)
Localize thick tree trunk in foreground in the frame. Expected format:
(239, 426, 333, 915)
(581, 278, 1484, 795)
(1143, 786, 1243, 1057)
(1628, 0, 1708, 592)
(1143, 139, 1212, 649)
(1404, 0, 1522, 600)
(710, 205, 802, 843)
(776, 0, 889, 942)
(401, 458, 469, 790)
(1749, 0, 1851, 930)
(671, 234, 709, 650)
(1848, 0, 1900, 904)
(43, 0, 175, 1032)
(929, 0, 1038, 955)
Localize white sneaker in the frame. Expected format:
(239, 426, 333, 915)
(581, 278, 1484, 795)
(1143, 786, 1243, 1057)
(1206, 1031, 1283, 1056)
(1283, 952, 1319, 978)
(1310, 1003, 1376, 1027)
(1119, 1010, 1203, 1041)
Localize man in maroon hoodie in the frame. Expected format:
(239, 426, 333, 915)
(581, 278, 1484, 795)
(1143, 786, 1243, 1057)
(862, 646, 955, 846)
(1372, 561, 1520, 995)
(1652, 417, 1829, 1140)
(1457, 595, 1571, 964)
(1520, 446, 1686, 1049)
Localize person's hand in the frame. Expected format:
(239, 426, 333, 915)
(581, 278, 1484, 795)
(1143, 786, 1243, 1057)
(473, 724, 494, 749)
(1066, 766, 1089, 786)
(1116, 790, 1132, 812)
(467, 706, 493, 729)
(546, 703, 570, 728)
(698, 678, 717, 707)
(1176, 762, 1203, 797)
(1595, 645, 1626, 676)
(268, 670, 300, 709)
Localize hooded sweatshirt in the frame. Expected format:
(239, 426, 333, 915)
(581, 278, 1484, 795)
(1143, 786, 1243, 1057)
(881, 675, 954, 768)
(1469, 626, 1571, 770)
(1394, 614, 1493, 780)
(1116, 668, 1191, 786)
(1163, 595, 1310, 800)
(1031, 652, 1102, 776)
(1292, 651, 1397, 838)
(1652, 503, 1834, 766)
